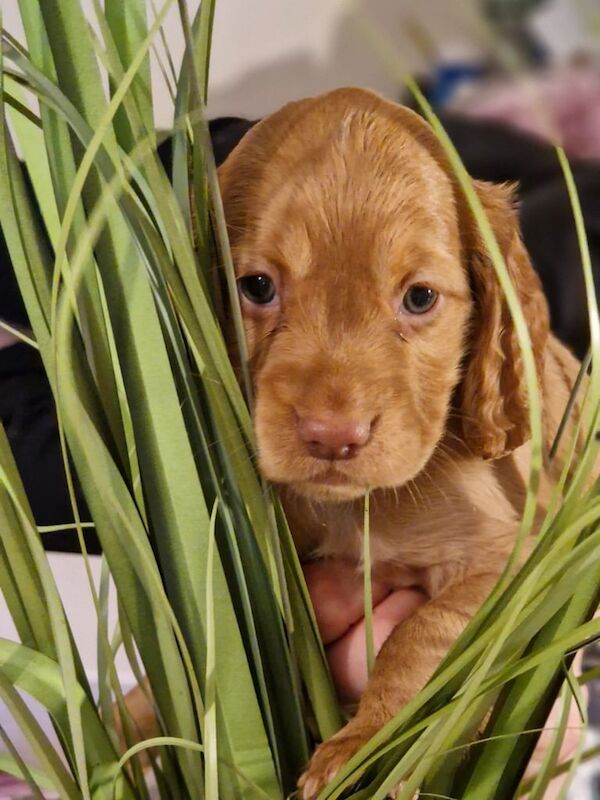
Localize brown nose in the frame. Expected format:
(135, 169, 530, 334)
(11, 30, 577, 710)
(297, 415, 372, 460)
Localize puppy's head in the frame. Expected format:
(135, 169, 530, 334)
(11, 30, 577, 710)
(219, 88, 549, 502)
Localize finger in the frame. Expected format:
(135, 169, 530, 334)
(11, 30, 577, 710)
(303, 560, 392, 645)
(524, 650, 587, 799)
(326, 588, 427, 704)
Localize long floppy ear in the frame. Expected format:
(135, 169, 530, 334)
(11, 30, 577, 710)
(460, 181, 550, 460)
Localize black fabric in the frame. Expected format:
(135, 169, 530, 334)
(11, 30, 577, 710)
(0, 344, 97, 552)
(520, 168, 600, 359)
(438, 112, 600, 359)
(0, 239, 29, 328)
(209, 116, 256, 166)
(438, 112, 565, 192)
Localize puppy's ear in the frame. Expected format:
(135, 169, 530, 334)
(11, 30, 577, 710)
(460, 181, 550, 460)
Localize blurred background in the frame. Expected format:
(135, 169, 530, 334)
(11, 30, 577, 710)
(2, 1, 600, 797)
(206, 0, 599, 120)
(6, 1, 600, 125)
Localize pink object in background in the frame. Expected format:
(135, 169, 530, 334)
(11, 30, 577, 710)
(0, 773, 57, 799)
(451, 62, 600, 160)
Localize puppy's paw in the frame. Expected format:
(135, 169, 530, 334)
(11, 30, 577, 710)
(297, 725, 374, 800)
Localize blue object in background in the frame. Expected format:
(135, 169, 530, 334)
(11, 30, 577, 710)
(428, 62, 486, 107)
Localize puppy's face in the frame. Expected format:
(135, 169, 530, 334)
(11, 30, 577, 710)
(219, 90, 547, 502)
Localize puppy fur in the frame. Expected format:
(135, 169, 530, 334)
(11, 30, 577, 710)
(218, 87, 583, 798)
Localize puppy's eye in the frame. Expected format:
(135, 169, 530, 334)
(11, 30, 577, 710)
(239, 274, 277, 305)
(402, 285, 438, 315)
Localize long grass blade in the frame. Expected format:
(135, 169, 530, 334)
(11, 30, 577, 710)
(363, 491, 375, 677)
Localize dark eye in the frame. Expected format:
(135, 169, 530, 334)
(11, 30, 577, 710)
(239, 274, 277, 305)
(402, 285, 438, 315)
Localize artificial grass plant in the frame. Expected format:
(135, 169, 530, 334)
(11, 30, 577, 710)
(0, 2, 598, 799)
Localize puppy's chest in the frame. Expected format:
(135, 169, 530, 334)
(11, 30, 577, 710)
(290, 499, 480, 591)
(313, 516, 407, 565)
(312, 521, 426, 590)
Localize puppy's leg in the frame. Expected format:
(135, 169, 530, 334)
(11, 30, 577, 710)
(298, 572, 499, 800)
(115, 677, 158, 749)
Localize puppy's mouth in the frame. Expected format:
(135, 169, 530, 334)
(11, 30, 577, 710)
(295, 466, 368, 501)
(307, 467, 352, 487)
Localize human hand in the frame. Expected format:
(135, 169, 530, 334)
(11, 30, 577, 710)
(0, 326, 19, 350)
(302, 559, 426, 704)
(302, 558, 586, 799)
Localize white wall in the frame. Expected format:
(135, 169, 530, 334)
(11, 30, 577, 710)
(532, 0, 599, 59)
(206, 0, 485, 119)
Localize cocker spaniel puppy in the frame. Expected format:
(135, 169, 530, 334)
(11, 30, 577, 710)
(218, 87, 582, 798)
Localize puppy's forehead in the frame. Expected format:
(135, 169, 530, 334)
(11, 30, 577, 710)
(250, 106, 461, 279)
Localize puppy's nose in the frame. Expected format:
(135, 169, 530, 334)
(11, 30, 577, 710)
(297, 415, 372, 460)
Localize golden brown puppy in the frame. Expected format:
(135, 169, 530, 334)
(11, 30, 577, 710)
(218, 87, 582, 798)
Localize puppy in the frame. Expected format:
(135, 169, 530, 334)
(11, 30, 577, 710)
(218, 87, 582, 798)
